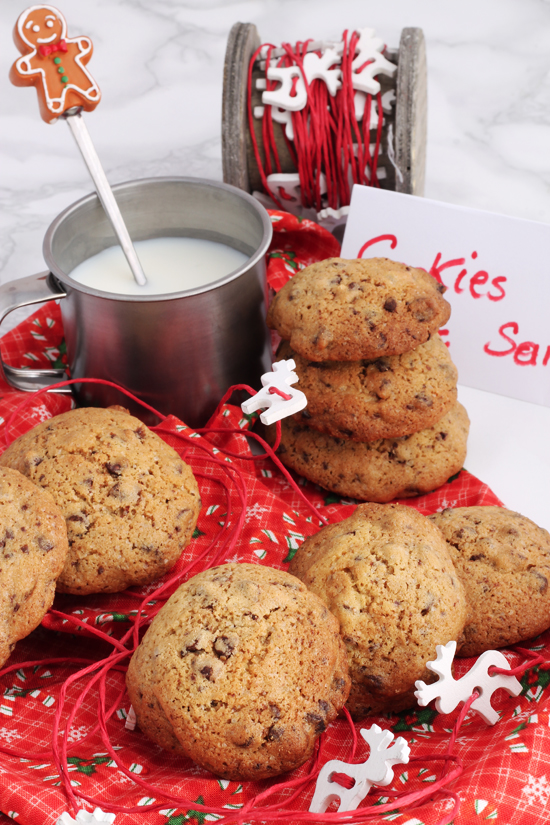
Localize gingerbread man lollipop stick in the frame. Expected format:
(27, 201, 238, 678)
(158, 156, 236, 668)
(10, 5, 147, 287)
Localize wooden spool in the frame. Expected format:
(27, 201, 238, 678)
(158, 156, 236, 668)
(222, 23, 427, 214)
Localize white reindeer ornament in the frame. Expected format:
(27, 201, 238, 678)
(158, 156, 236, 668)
(309, 724, 410, 813)
(414, 641, 522, 725)
(241, 359, 307, 425)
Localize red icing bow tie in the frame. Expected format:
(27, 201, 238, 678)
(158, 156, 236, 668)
(39, 39, 68, 57)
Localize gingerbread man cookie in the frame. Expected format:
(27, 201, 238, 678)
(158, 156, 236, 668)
(10, 5, 101, 123)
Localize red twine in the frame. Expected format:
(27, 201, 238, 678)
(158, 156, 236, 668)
(247, 31, 386, 215)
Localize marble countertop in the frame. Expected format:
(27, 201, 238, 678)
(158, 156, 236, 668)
(1, 0, 549, 528)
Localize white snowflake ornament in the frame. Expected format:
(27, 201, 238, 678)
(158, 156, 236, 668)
(414, 641, 522, 725)
(309, 724, 410, 813)
(56, 808, 116, 825)
(241, 359, 307, 425)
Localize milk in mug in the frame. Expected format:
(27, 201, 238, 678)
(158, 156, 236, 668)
(69, 236, 249, 295)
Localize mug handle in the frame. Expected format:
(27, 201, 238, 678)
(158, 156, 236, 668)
(0, 271, 70, 393)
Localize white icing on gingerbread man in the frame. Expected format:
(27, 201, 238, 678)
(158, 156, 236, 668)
(10, 5, 101, 123)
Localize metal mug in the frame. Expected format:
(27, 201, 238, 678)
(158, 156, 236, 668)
(0, 177, 273, 427)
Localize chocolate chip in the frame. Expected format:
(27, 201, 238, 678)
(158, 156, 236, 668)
(421, 593, 437, 616)
(183, 629, 211, 652)
(135, 426, 146, 441)
(266, 725, 284, 741)
(214, 634, 237, 661)
(383, 297, 397, 312)
(414, 393, 433, 407)
(531, 570, 548, 594)
(37, 537, 54, 552)
(97, 566, 105, 575)
(106, 462, 124, 476)
(305, 712, 326, 733)
(360, 672, 385, 689)
(20, 544, 29, 554)
(409, 297, 436, 322)
(200, 665, 213, 680)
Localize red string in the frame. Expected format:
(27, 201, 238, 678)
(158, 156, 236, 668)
(268, 385, 292, 400)
(249, 31, 388, 215)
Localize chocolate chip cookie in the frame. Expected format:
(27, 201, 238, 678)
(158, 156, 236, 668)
(289, 503, 467, 717)
(267, 257, 451, 362)
(266, 402, 469, 503)
(0, 466, 68, 667)
(280, 334, 457, 441)
(126, 563, 350, 779)
(429, 506, 550, 657)
(0, 408, 201, 595)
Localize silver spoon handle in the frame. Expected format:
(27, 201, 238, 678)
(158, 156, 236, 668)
(63, 109, 147, 287)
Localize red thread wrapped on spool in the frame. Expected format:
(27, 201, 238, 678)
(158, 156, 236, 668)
(222, 24, 427, 237)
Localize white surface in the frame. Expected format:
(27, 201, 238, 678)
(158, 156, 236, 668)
(1, 0, 549, 529)
(458, 384, 550, 531)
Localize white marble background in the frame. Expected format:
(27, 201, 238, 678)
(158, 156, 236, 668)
(0, 0, 549, 528)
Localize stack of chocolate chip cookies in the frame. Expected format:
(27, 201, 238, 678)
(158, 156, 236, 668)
(266, 257, 469, 502)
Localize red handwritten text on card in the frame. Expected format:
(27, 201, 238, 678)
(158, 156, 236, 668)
(429, 252, 507, 301)
(484, 322, 550, 366)
(358, 234, 398, 257)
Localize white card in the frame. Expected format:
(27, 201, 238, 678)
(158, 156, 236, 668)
(341, 185, 550, 407)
